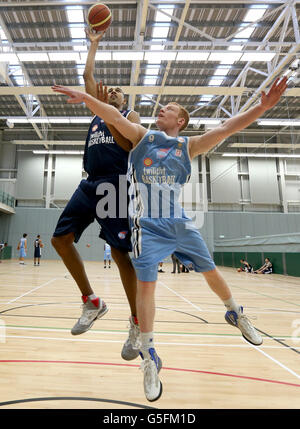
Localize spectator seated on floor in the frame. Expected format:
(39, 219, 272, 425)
(237, 259, 253, 273)
(254, 258, 273, 274)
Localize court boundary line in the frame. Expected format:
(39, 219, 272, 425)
(248, 340, 300, 380)
(1, 359, 300, 389)
(4, 334, 300, 350)
(158, 280, 203, 311)
(1, 278, 58, 308)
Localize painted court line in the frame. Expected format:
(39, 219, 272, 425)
(158, 280, 203, 311)
(5, 325, 300, 343)
(250, 342, 300, 380)
(2, 278, 58, 307)
(1, 359, 299, 389)
(4, 334, 299, 350)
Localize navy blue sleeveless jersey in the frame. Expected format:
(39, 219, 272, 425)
(83, 110, 131, 178)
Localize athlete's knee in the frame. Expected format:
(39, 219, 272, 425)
(111, 247, 132, 266)
(51, 233, 74, 250)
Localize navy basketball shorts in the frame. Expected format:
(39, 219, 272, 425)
(53, 177, 131, 252)
(34, 248, 41, 258)
(131, 217, 216, 282)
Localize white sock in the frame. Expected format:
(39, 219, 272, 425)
(223, 297, 240, 314)
(141, 332, 154, 355)
(88, 293, 97, 301)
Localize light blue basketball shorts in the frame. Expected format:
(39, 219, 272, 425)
(131, 217, 216, 282)
(19, 248, 26, 258)
(104, 250, 111, 261)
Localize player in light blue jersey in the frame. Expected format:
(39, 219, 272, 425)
(104, 242, 112, 269)
(17, 233, 27, 265)
(52, 76, 287, 402)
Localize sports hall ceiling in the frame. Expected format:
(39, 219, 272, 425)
(0, 0, 300, 155)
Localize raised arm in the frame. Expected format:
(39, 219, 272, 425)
(189, 76, 287, 159)
(83, 29, 105, 98)
(52, 85, 147, 148)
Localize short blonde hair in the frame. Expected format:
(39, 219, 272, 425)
(169, 102, 190, 131)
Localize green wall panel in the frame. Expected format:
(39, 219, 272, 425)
(213, 252, 223, 266)
(0, 246, 12, 260)
(223, 252, 233, 267)
(285, 253, 300, 277)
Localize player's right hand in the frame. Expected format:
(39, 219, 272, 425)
(96, 81, 108, 103)
(85, 27, 105, 43)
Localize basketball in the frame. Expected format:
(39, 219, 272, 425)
(87, 3, 112, 33)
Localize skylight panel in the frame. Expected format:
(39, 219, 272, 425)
(235, 26, 255, 39)
(208, 78, 224, 86)
(70, 25, 86, 39)
(199, 95, 214, 102)
(243, 8, 267, 23)
(66, 7, 84, 23)
(213, 66, 231, 76)
(152, 26, 170, 39)
(0, 28, 7, 40)
(14, 76, 24, 86)
(145, 66, 160, 75)
(76, 64, 84, 75)
(144, 77, 158, 85)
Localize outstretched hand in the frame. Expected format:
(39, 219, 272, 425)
(51, 85, 86, 104)
(260, 76, 287, 111)
(85, 27, 105, 43)
(97, 81, 108, 103)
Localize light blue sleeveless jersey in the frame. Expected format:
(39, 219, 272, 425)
(127, 130, 191, 221)
(126, 130, 216, 282)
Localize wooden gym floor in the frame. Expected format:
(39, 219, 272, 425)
(0, 259, 299, 409)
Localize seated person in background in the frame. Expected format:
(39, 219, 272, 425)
(237, 259, 253, 273)
(254, 258, 273, 274)
(158, 261, 165, 273)
(0, 242, 8, 263)
(181, 263, 190, 273)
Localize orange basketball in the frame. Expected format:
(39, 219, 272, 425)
(87, 3, 112, 32)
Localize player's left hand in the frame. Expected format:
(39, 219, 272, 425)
(260, 76, 287, 111)
(52, 85, 85, 104)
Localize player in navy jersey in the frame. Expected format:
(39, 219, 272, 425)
(52, 75, 287, 402)
(34, 235, 43, 266)
(51, 29, 141, 361)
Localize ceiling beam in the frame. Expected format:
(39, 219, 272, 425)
(0, 0, 293, 6)
(0, 15, 50, 146)
(0, 85, 299, 97)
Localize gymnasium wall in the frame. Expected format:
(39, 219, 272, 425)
(1, 146, 299, 212)
(6, 207, 106, 261)
(0, 144, 299, 268)
(208, 156, 300, 213)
